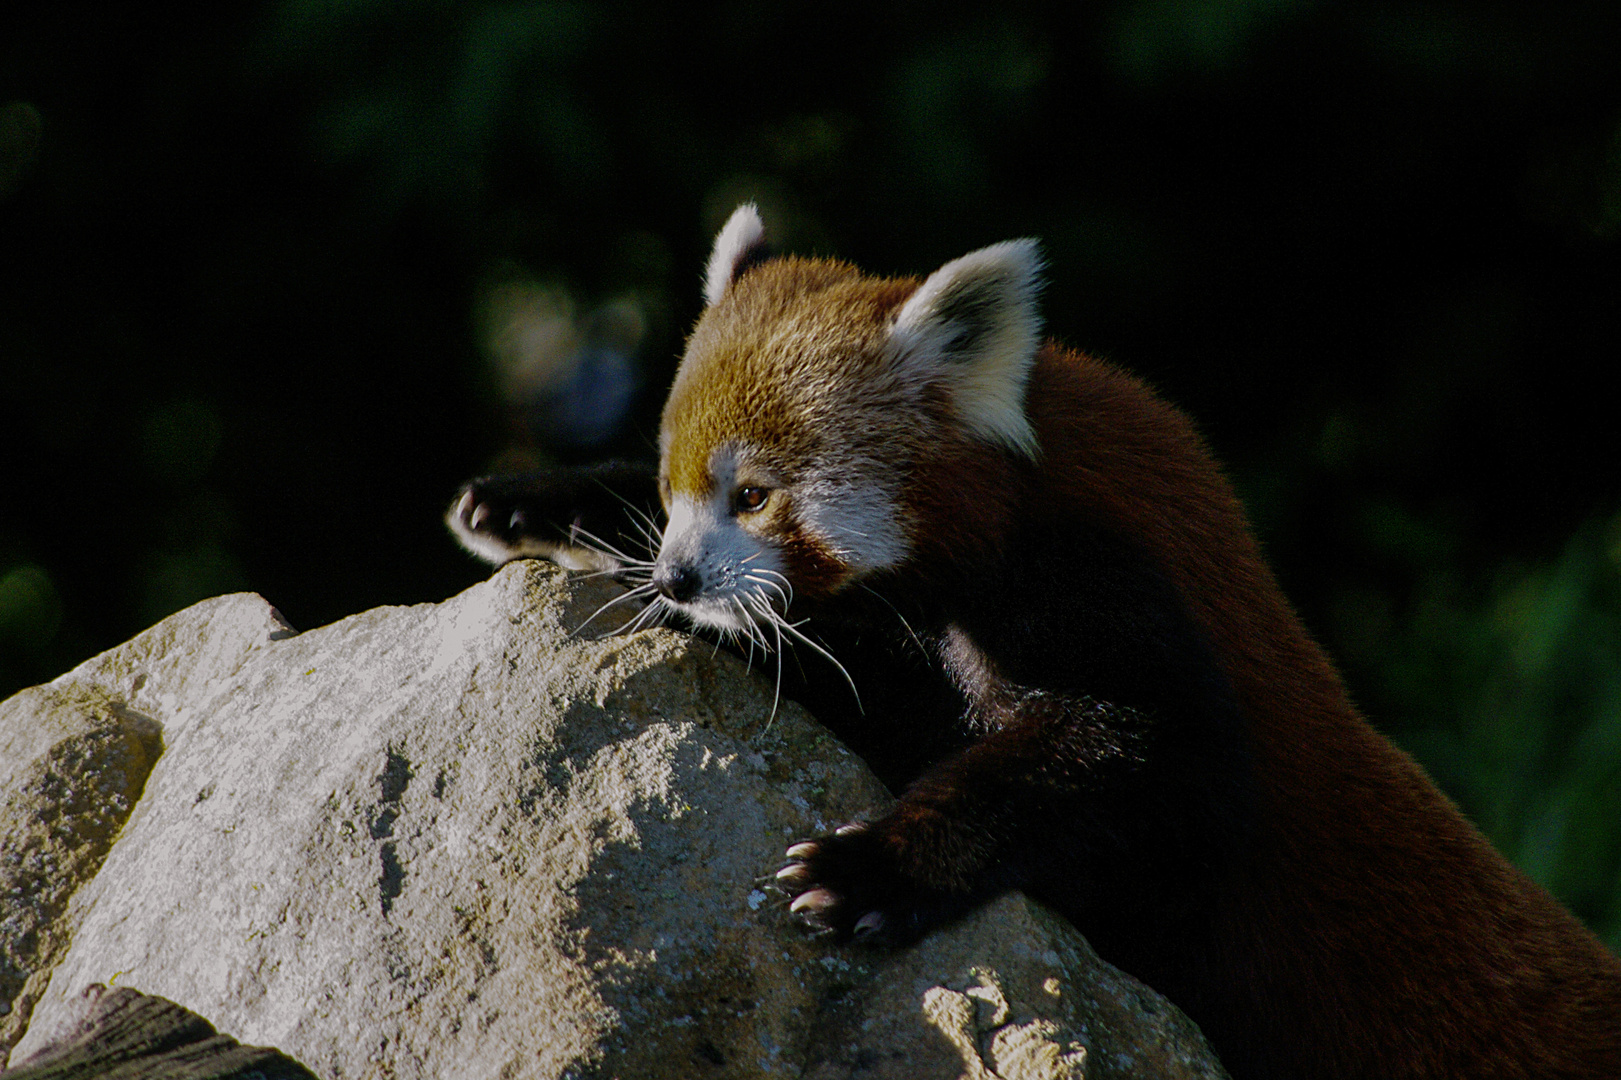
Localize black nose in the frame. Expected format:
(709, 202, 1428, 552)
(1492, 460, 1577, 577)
(653, 563, 702, 603)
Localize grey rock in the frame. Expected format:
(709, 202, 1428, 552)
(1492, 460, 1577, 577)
(1, 679, 163, 1051)
(815, 896, 1226, 1080)
(1, 561, 1227, 1079)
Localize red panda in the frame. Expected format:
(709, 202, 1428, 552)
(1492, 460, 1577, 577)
(448, 205, 1621, 1078)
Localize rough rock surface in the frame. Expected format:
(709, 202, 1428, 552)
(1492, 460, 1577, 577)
(1, 677, 165, 1051)
(1, 561, 1227, 1079)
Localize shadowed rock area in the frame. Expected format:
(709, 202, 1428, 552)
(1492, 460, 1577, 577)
(0, 561, 1227, 1079)
(3, 984, 318, 1080)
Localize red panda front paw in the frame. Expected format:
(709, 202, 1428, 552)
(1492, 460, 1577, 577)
(447, 479, 544, 562)
(446, 463, 659, 572)
(774, 822, 968, 945)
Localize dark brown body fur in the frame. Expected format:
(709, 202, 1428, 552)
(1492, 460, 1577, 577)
(1017, 347, 1621, 1076)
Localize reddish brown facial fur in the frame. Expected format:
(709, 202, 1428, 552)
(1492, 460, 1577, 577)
(662, 258, 917, 503)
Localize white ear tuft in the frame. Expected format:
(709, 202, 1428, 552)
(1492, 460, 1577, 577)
(890, 238, 1044, 458)
(703, 204, 768, 307)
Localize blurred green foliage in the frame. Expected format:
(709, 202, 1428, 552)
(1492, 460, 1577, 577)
(1322, 506, 1621, 948)
(2, 0, 1619, 942)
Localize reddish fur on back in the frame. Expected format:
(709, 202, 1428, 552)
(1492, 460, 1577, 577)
(1011, 344, 1621, 1076)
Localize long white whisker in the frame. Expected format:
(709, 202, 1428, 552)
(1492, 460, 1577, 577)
(757, 580, 791, 614)
(597, 481, 665, 555)
(777, 615, 862, 713)
(629, 517, 663, 558)
(731, 597, 763, 666)
(616, 595, 670, 636)
(746, 593, 786, 727)
(750, 564, 793, 592)
(612, 502, 663, 559)
(859, 583, 928, 657)
(742, 598, 773, 653)
(564, 523, 653, 567)
(743, 571, 791, 614)
(625, 500, 665, 546)
(574, 565, 651, 583)
(572, 582, 658, 636)
(755, 568, 796, 610)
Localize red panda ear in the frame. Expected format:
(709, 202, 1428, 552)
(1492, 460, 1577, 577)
(890, 239, 1045, 459)
(703, 204, 769, 307)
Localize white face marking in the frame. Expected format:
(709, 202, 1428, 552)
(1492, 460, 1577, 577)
(657, 490, 787, 634)
(795, 474, 908, 573)
(654, 442, 910, 635)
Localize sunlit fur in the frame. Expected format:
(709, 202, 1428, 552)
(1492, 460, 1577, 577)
(643, 216, 1054, 715)
(890, 239, 1044, 459)
(657, 225, 1044, 617)
(703, 203, 766, 308)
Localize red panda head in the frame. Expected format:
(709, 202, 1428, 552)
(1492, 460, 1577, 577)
(651, 204, 1044, 633)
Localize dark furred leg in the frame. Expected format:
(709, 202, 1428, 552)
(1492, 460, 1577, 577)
(775, 527, 1253, 946)
(776, 691, 1239, 945)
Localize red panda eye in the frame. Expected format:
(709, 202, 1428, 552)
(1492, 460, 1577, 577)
(735, 486, 770, 513)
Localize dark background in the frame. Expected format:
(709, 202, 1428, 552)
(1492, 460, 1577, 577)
(4, 1, 1619, 946)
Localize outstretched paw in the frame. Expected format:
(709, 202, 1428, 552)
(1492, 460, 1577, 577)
(447, 480, 550, 564)
(774, 821, 967, 945)
(446, 463, 658, 572)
